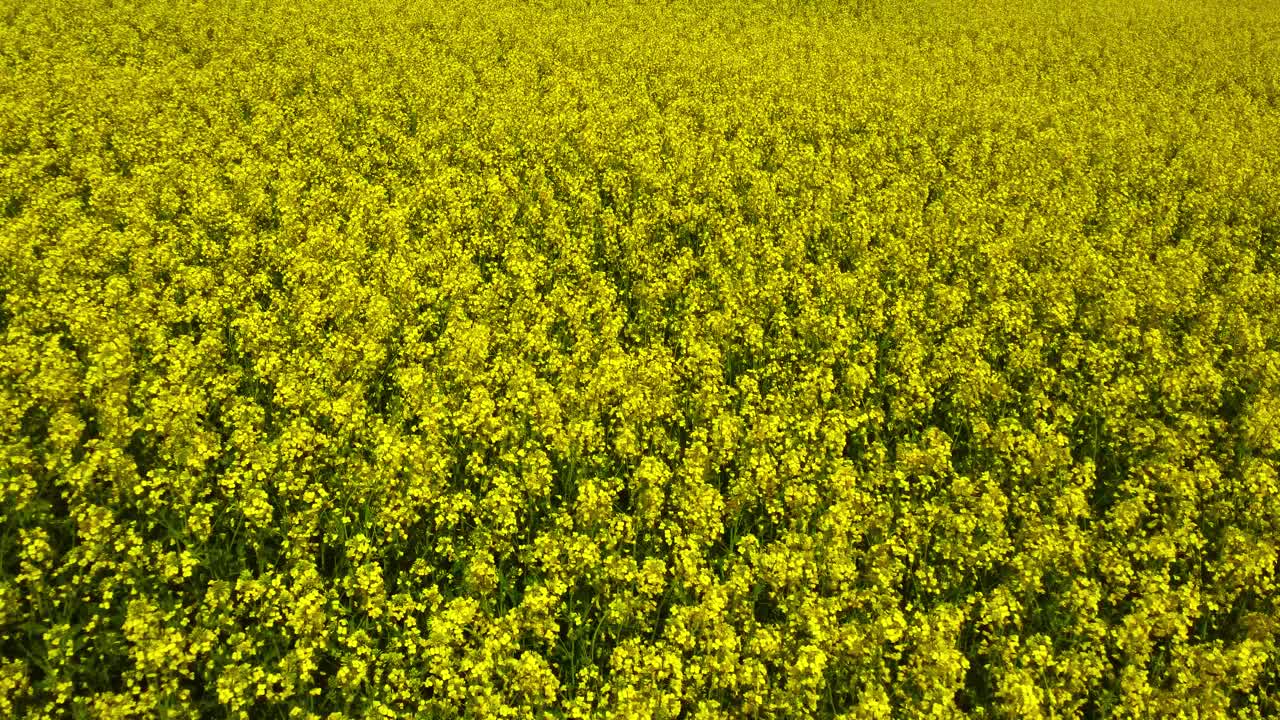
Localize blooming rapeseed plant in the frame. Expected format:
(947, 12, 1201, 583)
(2, 0, 1279, 717)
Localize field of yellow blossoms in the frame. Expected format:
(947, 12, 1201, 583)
(3, 0, 1279, 717)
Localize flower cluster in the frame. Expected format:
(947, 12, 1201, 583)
(2, 0, 1279, 718)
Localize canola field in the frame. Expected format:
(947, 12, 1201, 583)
(3, 0, 1280, 717)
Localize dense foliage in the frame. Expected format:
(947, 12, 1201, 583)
(3, 0, 1279, 717)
